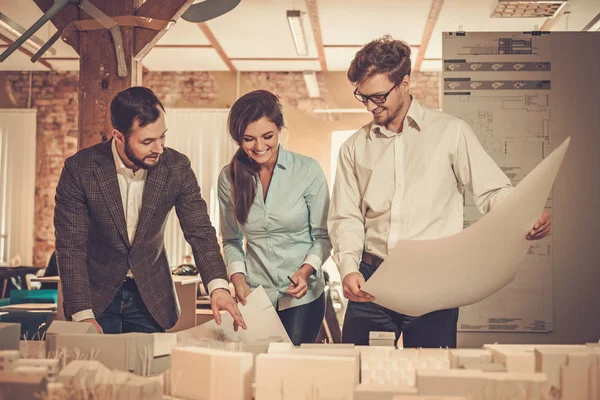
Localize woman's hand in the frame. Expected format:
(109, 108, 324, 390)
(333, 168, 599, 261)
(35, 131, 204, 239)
(286, 264, 314, 299)
(230, 273, 251, 305)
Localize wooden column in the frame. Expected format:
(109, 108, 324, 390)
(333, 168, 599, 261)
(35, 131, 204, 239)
(34, 0, 193, 149)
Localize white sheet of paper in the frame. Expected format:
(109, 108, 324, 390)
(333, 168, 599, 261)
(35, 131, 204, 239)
(362, 138, 570, 317)
(176, 285, 291, 344)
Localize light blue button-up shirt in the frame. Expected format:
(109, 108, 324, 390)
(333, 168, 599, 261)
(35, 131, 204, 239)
(218, 146, 332, 311)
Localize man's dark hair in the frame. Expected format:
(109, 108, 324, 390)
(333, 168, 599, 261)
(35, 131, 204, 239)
(347, 35, 412, 85)
(110, 86, 165, 136)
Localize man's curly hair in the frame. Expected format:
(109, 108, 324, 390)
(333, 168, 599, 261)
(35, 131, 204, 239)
(347, 35, 412, 85)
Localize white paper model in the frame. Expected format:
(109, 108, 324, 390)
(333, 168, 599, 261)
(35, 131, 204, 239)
(362, 137, 570, 316)
(255, 353, 356, 400)
(0, 322, 21, 350)
(167, 346, 253, 400)
(177, 285, 291, 344)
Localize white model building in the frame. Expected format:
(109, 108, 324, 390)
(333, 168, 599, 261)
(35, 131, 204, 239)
(166, 346, 253, 400)
(14, 358, 59, 382)
(0, 322, 20, 351)
(0, 349, 20, 373)
(255, 352, 356, 400)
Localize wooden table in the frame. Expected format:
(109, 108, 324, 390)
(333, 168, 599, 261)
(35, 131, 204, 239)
(31, 275, 202, 332)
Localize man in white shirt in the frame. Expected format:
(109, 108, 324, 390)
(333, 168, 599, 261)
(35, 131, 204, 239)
(54, 87, 245, 333)
(328, 36, 551, 347)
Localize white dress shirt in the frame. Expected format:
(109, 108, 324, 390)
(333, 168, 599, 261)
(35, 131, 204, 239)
(328, 98, 513, 280)
(73, 140, 228, 321)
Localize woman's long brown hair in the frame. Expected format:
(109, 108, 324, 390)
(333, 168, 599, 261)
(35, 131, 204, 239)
(227, 90, 284, 225)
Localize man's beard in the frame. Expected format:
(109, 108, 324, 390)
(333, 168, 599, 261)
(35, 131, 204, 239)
(124, 138, 160, 170)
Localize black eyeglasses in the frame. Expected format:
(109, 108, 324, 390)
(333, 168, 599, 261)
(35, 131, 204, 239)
(354, 83, 398, 105)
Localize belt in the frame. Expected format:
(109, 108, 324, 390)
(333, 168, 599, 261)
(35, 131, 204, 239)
(123, 276, 137, 289)
(361, 251, 384, 268)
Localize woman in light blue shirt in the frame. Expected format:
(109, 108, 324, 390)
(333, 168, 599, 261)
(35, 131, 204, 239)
(218, 90, 331, 345)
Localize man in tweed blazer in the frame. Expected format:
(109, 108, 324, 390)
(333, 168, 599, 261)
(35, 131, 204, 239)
(54, 87, 245, 333)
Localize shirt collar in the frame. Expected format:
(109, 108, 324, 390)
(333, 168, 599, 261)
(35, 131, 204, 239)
(369, 97, 424, 140)
(275, 145, 290, 170)
(111, 138, 143, 177)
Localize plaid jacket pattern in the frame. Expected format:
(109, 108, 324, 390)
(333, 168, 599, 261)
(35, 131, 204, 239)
(54, 140, 227, 329)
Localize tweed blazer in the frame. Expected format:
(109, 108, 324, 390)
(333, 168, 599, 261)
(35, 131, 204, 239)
(54, 140, 227, 329)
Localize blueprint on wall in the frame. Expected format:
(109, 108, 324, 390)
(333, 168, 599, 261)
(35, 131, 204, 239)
(442, 32, 553, 333)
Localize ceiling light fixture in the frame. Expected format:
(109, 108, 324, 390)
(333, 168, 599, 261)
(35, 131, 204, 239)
(303, 71, 320, 98)
(287, 10, 308, 56)
(0, 12, 56, 55)
(490, 0, 568, 18)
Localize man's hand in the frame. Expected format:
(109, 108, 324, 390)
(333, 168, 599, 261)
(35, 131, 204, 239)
(210, 288, 247, 330)
(81, 318, 103, 334)
(230, 273, 251, 306)
(342, 272, 374, 302)
(286, 264, 314, 299)
(527, 210, 552, 240)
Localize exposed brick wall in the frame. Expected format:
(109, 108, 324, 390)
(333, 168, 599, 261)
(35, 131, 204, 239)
(410, 72, 440, 110)
(243, 72, 330, 115)
(4, 72, 78, 266)
(144, 71, 218, 107)
(2, 70, 440, 266)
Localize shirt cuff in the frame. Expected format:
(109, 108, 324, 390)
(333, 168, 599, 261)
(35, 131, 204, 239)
(339, 256, 360, 281)
(71, 309, 95, 322)
(302, 254, 324, 273)
(207, 278, 230, 295)
(226, 261, 246, 280)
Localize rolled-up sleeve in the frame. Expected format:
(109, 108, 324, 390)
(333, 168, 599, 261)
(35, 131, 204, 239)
(302, 160, 332, 273)
(453, 120, 513, 214)
(328, 140, 366, 280)
(217, 167, 247, 279)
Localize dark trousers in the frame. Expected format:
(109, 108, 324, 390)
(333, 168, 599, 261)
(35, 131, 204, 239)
(97, 278, 165, 334)
(277, 292, 325, 346)
(342, 259, 459, 348)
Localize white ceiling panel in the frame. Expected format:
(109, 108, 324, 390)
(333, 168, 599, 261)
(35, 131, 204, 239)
(157, 20, 210, 45)
(426, 0, 549, 59)
(232, 59, 322, 72)
(0, 0, 598, 72)
(0, 1, 78, 59)
(549, 0, 600, 31)
(205, 0, 319, 59)
(318, 0, 431, 46)
(47, 59, 79, 71)
(0, 49, 49, 71)
(144, 47, 228, 71)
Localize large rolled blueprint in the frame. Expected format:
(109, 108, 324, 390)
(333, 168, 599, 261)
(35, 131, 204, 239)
(362, 138, 570, 317)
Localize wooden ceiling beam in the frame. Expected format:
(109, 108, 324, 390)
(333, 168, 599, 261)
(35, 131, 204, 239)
(135, 0, 193, 60)
(197, 22, 236, 72)
(304, 0, 327, 71)
(414, 0, 444, 72)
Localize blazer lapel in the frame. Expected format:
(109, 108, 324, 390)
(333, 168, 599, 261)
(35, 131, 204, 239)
(93, 141, 131, 248)
(132, 159, 168, 248)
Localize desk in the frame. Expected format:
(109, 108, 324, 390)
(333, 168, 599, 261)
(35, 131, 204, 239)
(0, 266, 42, 298)
(31, 275, 201, 332)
